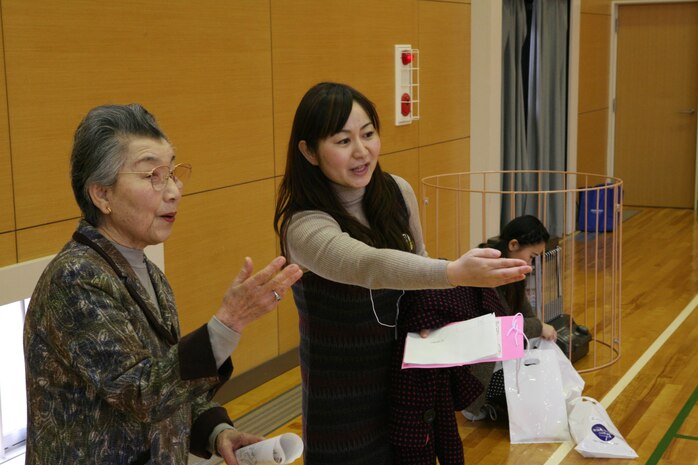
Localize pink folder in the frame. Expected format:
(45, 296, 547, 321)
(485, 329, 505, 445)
(401, 313, 525, 369)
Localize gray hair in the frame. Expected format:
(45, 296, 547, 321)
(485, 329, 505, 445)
(70, 104, 168, 226)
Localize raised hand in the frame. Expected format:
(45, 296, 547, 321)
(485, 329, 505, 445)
(215, 256, 303, 332)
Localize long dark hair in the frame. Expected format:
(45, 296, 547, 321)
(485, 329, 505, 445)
(486, 215, 550, 311)
(274, 82, 412, 257)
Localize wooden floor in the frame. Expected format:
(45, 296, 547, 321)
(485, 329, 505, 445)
(223, 207, 698, 465)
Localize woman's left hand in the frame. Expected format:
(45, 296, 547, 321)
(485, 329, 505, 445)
(446, 248, 531, 288)
(215, 429, 265, 465)
(216, 256, 303, 333)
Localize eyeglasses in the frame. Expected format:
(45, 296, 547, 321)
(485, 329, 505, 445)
(119, 163, 192, 191)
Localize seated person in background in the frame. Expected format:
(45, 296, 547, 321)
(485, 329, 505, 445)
(462, 214, 557, 421)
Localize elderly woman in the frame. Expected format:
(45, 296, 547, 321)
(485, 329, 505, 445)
(23, 104, 302, 465)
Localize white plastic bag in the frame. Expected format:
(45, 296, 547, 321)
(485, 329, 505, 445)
(568, 396, 638, 459)
(503, 348, 571, 443)
(531, 338, 585, 408)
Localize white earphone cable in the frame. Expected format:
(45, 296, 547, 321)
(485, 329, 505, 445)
(369, 289, 405, 338)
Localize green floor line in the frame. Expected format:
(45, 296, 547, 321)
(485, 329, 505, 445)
(646, 385, 698, 464)
(674, 434, 698, 441)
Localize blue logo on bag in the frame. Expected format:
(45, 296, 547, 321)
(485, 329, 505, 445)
(592, 424, 615, 441)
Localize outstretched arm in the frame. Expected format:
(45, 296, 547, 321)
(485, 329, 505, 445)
(446, 248, 531, 288)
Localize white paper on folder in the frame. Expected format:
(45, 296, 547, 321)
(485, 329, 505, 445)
(234, 433, 304, 465)
(402, 313, 501, 366)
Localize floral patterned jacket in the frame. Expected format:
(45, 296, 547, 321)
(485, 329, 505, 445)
(24, 220, 233, 464)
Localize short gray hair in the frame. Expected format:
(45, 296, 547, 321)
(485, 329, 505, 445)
(70, 104, 168, 226)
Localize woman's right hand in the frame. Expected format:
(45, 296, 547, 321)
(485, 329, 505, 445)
(215, 429, 265, 465)
(541, 323, 558, 341)
(215, 256, 303, 333)
(446, 247, 531, 288)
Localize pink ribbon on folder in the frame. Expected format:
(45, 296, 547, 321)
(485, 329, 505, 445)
(466, 313, 525, 365)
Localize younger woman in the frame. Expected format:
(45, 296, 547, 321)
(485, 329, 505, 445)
(274, 82, 531, 464)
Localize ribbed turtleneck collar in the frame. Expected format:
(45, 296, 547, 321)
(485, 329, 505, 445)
(331, 182, 365, 208)
(330, 182, 368, 226)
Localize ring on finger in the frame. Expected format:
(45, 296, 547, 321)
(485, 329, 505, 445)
(272, 289, 282, 302)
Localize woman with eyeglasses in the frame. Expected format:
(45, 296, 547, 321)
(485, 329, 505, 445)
(274, 82, 532, 465)
(24, 104, 302, 465)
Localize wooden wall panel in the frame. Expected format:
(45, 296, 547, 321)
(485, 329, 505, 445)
(418, 1, 471, 145)
(0, 232, 17, 267)
(233, 307, 279, 375)
(579, 13, 611, 113)
(16, 219, 78, 262)
(379, 149, 421, 199)
(419, 140, 470, 198)
(0, 16, 14, 234)
(3, 0, 273, 229)
(0, 0, 482, 380)
(165, 180, 279, 374)
(277, 299, 299, 355)
(419, 139, 470, 259)
(577, 110, 609, 176)
(274, 174, 300, 355)
(271, 0, 419, 173)
(581, 0, 612, 15)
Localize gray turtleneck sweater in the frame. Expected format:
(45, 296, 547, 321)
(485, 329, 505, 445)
(286, 174, 452, 290)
